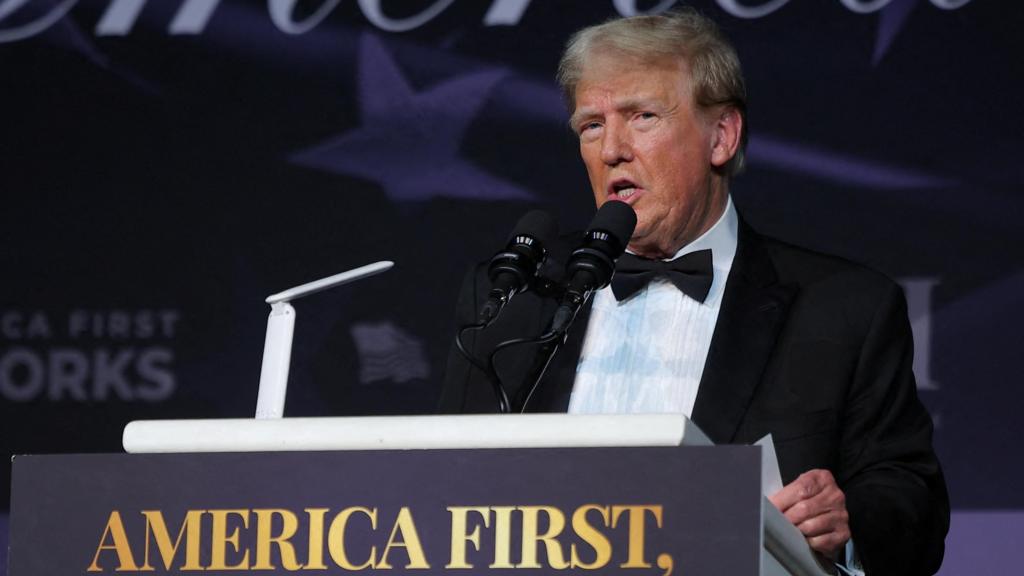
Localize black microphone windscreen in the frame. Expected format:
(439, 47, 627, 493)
(588, 201, 637, 251)
(510, 210, 558, 245)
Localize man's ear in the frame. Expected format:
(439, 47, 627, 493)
(710, 107, 742, 169)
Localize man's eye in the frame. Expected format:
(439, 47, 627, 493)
(637, 112, 657, 121)
(579, 122, 602, 135)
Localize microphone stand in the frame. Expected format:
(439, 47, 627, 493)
(511, 333, 562, 413)
(510, 290, 590, 413)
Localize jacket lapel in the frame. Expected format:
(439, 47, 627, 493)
(691, 222, 797, 443)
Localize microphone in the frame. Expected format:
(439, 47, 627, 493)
(549, 201, 636, 335)
(478, 210, 558, 326)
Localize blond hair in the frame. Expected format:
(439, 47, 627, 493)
(557, 9, 748, 175)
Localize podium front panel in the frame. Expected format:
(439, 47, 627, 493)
(9, 446, 760, 575)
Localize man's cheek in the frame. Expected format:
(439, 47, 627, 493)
(632, 213, 654, 236)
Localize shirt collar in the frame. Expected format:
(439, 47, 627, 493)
(670, 195, 738, 277)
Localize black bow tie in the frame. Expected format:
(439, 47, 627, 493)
(611, 250, 714, 302)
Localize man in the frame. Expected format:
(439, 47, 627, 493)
(440, 10, 948, 575)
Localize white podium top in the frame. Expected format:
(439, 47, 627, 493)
(122, 413, 711, 454)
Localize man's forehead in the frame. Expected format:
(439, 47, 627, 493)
(572, 53, 692, 116)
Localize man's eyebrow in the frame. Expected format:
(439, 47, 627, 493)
(616, 96, 674, 116)
(569, 108, 599, 128)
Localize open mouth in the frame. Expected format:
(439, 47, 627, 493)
(610, 179, 641, 200)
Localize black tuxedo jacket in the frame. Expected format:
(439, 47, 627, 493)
(439, 220, 948, 575)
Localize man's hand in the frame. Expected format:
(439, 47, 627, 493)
(768, 469, 851, 560)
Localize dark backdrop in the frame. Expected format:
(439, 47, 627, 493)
(2, 1, 1021, 572)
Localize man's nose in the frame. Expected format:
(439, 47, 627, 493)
(600, 122, 634, 165)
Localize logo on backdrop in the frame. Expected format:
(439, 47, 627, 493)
(0, 0, 976, 44)
(0, 308, 178, 403)
(351, 321, 430, 385)
(897, 277, 942, 426)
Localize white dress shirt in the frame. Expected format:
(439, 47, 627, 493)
(569, 196, 739, 416)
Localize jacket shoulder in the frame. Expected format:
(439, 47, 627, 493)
(755, 232, 899, 296)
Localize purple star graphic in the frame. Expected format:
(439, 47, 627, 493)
(290, 33, 533, 202)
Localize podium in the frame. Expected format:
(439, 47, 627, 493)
(8, 415, 832, 575)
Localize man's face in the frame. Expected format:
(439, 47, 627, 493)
(572, 52, 729, 259)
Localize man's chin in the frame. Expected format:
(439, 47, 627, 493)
(626, 236, 661, 259)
